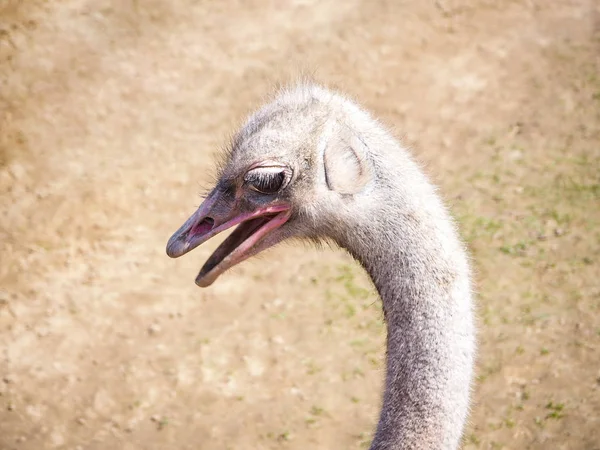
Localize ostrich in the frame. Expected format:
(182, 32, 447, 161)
(166, 83, 475, 449)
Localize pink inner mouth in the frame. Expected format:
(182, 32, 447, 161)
(190, 217, 215, 236)
(190, 206, 291, 287)
(167, 198, 292, 287)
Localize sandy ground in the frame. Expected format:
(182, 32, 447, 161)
(1, 0, 599, 449)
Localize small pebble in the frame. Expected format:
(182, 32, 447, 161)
(9, 162, 26, 180)
(148, 323, 161, 335)
(36, 327, 50, 338)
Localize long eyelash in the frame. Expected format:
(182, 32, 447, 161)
(244, 170, 285, 192)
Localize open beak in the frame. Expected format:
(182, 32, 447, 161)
(166, 189, 291, 287)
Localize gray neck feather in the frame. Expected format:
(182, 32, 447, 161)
(335, 146, 475, 449)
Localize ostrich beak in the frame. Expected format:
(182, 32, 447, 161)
(166, 189, 291, 287)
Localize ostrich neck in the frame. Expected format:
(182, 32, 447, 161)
(340, 194, 475, 450)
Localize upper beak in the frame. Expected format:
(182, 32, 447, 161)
(166, 189, 223, 259)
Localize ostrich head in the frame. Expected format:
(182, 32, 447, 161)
(166, 85, 379, 287)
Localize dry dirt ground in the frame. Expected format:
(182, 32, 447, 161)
(1, 0, 599, 449)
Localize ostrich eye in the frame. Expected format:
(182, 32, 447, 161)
(244, 166, 289, 194)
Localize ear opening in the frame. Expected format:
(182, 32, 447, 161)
(323, 124, 372, 195)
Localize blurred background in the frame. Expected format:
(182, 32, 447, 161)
(1, 1, 599, 449)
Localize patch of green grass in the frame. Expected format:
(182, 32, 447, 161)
(484, 136, 498, 147)
(545, 401, 565, 419)
(456, 212, 507, 245)
(476, 362, 502, 383)
(534, 416, 544, 427)
(335, 264, 372, 300)
(345, 303, 356, 318)
(353, 367, 365, 378)
(157, 416, 169, 430)
(475, 217, 504, 234)
(270, 312, 286, 320)
(499, 241, 528, 256)
(467, 433, 480, 445)
(515, 345, 525, 355)
(305, 360, 321, 375)
(504, 417, 515, 428)
(368, 356, 381, 367)
(543, 208, 573, 226)
(277, 431, 291, 442)
(356, 431, 372, 449)
(310, 405, 325, 416)
(196, 338, 210, 347)
(349, 339, 368, 347)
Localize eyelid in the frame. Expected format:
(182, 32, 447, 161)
(243, 165, 292, 192)
(244, 167, 283, 181)
(248, 165, 286, 174)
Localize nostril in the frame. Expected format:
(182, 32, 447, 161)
(191, 217, 215, 236)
